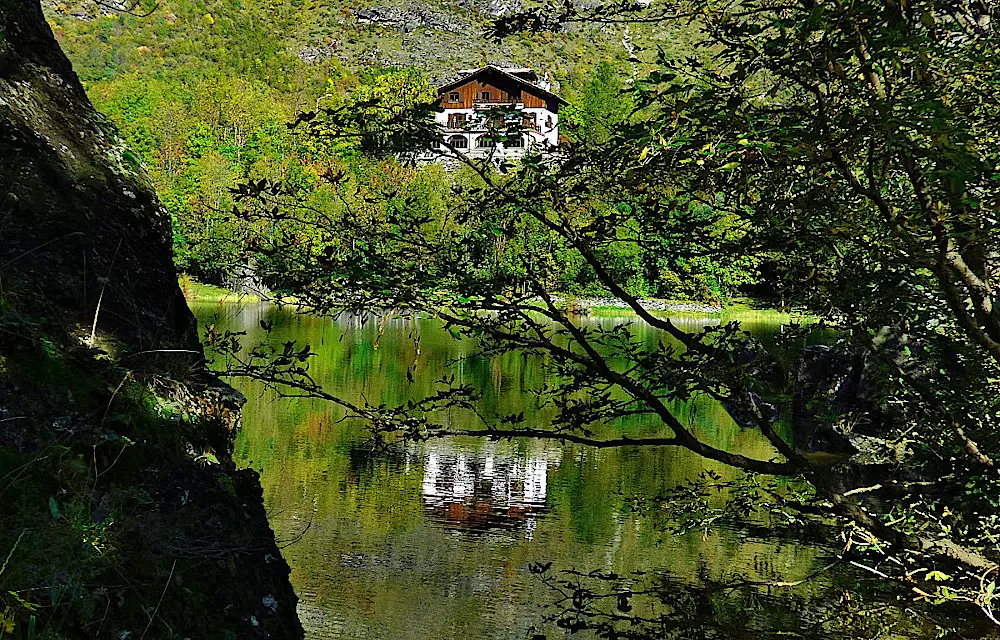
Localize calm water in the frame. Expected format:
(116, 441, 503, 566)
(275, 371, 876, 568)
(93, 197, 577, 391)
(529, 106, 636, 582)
(189, 300, 902, 639)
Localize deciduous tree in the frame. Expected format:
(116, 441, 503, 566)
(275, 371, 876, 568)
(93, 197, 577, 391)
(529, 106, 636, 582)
(218, 0, 1000, 632)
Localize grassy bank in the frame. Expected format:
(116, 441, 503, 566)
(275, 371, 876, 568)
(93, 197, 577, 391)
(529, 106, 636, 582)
(180, 277, 814, 325)
(179, 275, 262, 304)
(0, 303, 302, 639)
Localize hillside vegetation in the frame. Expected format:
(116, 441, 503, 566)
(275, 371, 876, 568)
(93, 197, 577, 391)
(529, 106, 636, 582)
(43, 0, 755, 303)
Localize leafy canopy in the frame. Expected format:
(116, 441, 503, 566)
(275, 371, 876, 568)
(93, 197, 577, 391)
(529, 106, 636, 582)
(214, 0, 1000, 634)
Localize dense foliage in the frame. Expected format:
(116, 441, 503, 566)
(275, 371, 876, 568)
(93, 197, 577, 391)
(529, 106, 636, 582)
(209, 0, 1000, 635)
(50, 0, 756, 301)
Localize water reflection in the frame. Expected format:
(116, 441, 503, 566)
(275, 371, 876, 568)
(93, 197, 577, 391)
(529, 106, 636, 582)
(189, 300, 928, 639)
(420, 441, 556, 535)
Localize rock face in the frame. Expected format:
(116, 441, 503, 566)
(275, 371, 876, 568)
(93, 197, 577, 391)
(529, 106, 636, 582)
(454, 0, 522, 17)
(330, 1, 523, 74)
(792, 346, 861, 454)
(355, 2, 473, 33)
(1, 0, 193, 352)
(353, 0, 521, 33)
(40, 0, 123, 21)
(0, 2, 303, 638)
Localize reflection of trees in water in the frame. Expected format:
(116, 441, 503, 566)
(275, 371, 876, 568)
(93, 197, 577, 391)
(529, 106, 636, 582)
(529, 562, 960, 639)
(419, 441, 559, 535)
(202, 302, 982, 637)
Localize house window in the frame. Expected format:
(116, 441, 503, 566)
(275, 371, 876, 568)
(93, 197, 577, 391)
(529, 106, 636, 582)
(475, 136, 496, 148)
(447, 113, 467, 129)
(447, 135, 469, 149)
(448, 92, 460, 103)
(476, 91, 492, 102)
(505, 135, 524, 148)
(508, 89, 521, 102)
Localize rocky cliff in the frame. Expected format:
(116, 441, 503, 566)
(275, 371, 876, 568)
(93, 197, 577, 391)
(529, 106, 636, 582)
(291, 0, 605, 83)
(0, 1, 302, 637)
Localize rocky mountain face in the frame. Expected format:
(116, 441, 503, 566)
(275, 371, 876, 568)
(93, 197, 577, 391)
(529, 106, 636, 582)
(41, 0, 641, 94)
(280, 0, 626, 84)
(0, 1, 302, 637)
(355, 3, 477, 33)
(340, 0, 536, 79)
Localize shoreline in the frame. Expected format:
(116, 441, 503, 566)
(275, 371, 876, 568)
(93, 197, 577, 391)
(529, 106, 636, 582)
(564, 296, 723, 315)
(180, 277, 809, 321)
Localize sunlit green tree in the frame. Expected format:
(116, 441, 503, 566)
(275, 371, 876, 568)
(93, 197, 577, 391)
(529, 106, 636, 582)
(221, 0, 1000, 632)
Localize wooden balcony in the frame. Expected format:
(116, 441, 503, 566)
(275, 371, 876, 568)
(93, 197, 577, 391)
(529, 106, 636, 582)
(442, 121, 542, 134)
(472, 101, 525, 109)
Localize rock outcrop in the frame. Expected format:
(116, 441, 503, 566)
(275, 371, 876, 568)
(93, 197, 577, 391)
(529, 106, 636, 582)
(791, 344, 892, 459)
(355, 2, 473, 33)
(0, 1, 303, 637)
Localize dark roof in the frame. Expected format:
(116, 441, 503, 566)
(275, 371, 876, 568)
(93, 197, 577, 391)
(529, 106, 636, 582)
(458, 66, 538, 82)
(437, 65, 567, 105)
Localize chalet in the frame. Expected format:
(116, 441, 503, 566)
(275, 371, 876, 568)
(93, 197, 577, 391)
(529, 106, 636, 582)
(427, 65, 566, 161)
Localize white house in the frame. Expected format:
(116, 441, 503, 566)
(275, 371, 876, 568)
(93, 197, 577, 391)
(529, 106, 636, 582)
(424, 65, 566, 161)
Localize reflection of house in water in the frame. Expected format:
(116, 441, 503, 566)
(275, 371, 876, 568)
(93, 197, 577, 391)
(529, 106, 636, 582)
(419, 442, 556, 535)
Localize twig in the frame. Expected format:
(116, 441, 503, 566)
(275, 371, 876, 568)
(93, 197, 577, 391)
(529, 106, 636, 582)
(92, 372, 134, 489)
(277, 520, 313, 549)
(0, 454, 51, 499)
(100, 373, 132, 429)
(0, 232, 85, 270)
(847, 559, 934, 599)
(93, 442, 130, 489)
(140, 559, 176, 640)
(123, 349, 201, 360)
(89, 238, 123, 345)
(739, 559, 842, 588)
(0, 530, 26, 579)
(843, 484, 882, 497)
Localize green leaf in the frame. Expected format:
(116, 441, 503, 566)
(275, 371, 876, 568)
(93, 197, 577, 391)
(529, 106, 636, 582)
(195, 451, 220, 466)
(48, 497, 60, 519)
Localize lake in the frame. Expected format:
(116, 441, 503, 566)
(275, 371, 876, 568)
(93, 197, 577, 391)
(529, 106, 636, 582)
(189, 299, 917, 639)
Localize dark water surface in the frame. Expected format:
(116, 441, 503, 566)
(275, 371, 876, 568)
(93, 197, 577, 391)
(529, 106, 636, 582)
(189, 301, 900, 639)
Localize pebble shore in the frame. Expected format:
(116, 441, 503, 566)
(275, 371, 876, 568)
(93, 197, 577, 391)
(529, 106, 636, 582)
(566, 297, 724, 314)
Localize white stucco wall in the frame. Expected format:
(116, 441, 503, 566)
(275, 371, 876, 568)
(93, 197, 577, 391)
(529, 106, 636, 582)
(431, 105, 560, 160)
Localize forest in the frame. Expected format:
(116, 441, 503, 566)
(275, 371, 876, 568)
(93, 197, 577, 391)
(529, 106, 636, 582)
(2, 0, 1000, 638)
(48, 0, 757, 303)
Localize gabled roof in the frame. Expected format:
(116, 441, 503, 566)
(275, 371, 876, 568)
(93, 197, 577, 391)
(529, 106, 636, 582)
(437, 65, 567, 106)
(458, 66, 538, 81)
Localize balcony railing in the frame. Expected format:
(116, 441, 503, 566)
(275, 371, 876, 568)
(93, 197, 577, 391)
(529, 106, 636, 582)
(472, 100, 525, 108)
(443, 123, 543, 133)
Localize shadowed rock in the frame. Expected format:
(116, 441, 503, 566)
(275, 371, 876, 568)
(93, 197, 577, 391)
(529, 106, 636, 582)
(0, 2, 303, 637)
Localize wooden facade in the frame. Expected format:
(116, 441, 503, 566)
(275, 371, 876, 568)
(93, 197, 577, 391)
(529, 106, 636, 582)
(438, 68, 563, 112)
